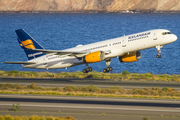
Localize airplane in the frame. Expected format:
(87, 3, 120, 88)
(3, 29, 177, 73)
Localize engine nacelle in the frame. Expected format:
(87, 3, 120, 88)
(119, 51, 141, 62)
(83, 51, 105, 63)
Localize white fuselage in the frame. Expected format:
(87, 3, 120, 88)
(22, 29, 177, 69)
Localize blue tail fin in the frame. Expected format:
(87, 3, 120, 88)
(15, 29, 45, 60)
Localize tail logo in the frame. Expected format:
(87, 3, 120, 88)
(21, 39, 36, 49)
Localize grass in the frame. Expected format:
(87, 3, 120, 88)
(0, 70, 180, 82)
(0, 114, 75, 120)
(142, 117, 151, 120)
(1, 83, 180, 99)
(12, 103, 20, 111)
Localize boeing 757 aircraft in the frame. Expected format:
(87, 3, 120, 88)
(4, 29, 177, 73)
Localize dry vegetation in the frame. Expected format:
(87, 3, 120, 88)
(1, 83, 180, 99)
(0, 70, 180, 82)
(0, 114, 75, 120)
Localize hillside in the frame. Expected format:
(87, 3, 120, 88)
(0, 0, 180, 12)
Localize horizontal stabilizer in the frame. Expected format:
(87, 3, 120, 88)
(3, 61, 36, 65)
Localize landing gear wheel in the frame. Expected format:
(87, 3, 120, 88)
(87, 67, 90, 72)
(86, 67, 92, 72)
(156, 54, 161, 58)
(107, 67, 113, 72)
(83, 64, 93, 73)
(103, 68, 108, 73)
(83, 69, 88, 73)
(89, 67, 92, 71)
(107, 67, 113, 71)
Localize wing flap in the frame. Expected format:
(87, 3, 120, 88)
(3, 61, 36, 65)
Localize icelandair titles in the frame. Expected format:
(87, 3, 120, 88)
(128, 32, 151, 40)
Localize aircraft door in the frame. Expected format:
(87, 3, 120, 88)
(153, 33, 157, 40)
(122, 39, 126, 47)
(42, 56, 48, 68)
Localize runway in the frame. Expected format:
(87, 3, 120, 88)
(0, 94, 180, 120)
(1, 77, 180, 89)
(1, 77, 180, 119)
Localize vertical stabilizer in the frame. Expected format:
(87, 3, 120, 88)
(15, 29, 45, 60)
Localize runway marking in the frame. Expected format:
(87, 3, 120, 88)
(0, 104, 180, 113)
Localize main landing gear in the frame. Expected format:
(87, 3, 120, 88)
(82, 60, 113, 73)
(83, 64, 92, 73)
(156, 45, 163, 58)
(103, 59, 113, 73)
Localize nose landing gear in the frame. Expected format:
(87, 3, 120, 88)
(156, 54, 161, 58)
(156, 45, 163, 58)
(103, 59, 113, 73)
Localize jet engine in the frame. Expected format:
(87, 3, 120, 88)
(83, 51, 105, 63)
(119, 51, 141, 62)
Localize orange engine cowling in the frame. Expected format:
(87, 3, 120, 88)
(119, 51, 141, 62)
(83, 51, 105, 63)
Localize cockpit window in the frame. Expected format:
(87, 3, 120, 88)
(162, 32, 172, 35)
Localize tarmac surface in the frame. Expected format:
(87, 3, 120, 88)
(1, 77, 180, 89)
(1, 77, 180, 120)
(0, 94, 180, 120)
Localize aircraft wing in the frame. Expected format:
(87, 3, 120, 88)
(25, 48, 112, 58)
(26, 48, 111, 55)
(3, 61, 36, 65)
(26, 48, 88, 57)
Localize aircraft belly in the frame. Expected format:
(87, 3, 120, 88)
(41, 58, 83, 69)
(105, 48, 124, 58)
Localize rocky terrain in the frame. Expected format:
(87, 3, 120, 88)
(0, 0, 180, 12)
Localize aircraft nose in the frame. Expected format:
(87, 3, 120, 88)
(172, 34, 177, 41)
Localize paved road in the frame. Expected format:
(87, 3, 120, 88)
(1, 77, 180, 89)
(0, 94, 180, 120)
